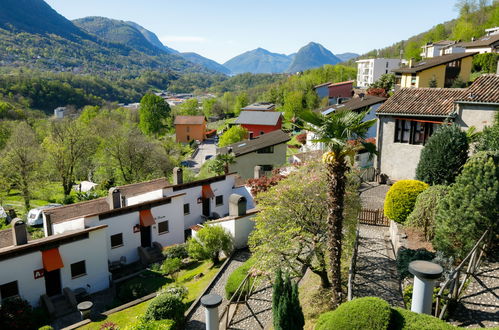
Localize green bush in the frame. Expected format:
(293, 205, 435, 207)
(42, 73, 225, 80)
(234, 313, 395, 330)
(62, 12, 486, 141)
(472, 53, 499, 73)
(416, 124, 469, 185)
(475, 123, 499, 152)
(0, 297, 50, 330)
(390, 307, 453, 329)
(187, 225, 233, 264)
(433, 151, 499, 260)
(38, 326, 54, 330)
(384, 180, 429, 223)
(144, 293, 184, 327)
(396, 248, 436, 280)
(161, 258, 182, 279)
(406, 185, 449, 241)
(163, 244, 188, 260)
(315, 297, 392, 330)
(128, 318, 175, 330)
(225, 257, 257, 299)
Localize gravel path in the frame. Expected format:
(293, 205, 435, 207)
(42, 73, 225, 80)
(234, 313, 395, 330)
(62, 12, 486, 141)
(228, 279, 273, 329)
(185, 250, 251, 330)
(359, 183, 390, 209)
(450, 262, 499, 328)
(353, 224, 404, 307)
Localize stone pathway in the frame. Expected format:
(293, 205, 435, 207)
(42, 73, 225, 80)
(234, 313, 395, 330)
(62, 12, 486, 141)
(227, 279, 273, 329)
(450, 262, 499, 328)
(185, 250, 251, 330)
(353, 224, 404, 308)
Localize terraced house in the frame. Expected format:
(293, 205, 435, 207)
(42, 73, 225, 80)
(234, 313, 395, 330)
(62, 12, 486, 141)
(376, 74, 499, 181)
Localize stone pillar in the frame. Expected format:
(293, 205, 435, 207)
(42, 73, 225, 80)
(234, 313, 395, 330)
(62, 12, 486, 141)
(201, 294, 222, 330)
(254, 166, 263, 179)
(409, 260, 443, 314)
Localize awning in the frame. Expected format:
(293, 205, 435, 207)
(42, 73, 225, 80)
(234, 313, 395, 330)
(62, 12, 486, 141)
(139, 209, 156, 227)
(42, 248, 64, 272)
(201, 184, 214, 199)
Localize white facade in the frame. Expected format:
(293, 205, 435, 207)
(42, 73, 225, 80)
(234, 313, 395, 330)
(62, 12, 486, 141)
(0, 227, 109, 307)
(356, 58, 401, 88)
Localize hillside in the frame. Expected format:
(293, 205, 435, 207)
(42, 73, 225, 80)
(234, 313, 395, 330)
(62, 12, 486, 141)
(336, 52, 359, 62)
(286, 42, 341, 73)
(179, 52, 231, 75)
(125, 21, 178, 54)
(223, 48, 293, 74)
(0, 0, 206, 75)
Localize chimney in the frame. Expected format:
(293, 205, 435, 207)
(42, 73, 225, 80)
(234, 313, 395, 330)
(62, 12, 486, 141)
(409, 58, 415, 68)
(254, 166, 263, 179)
(229, 194, 247, 217)
(12, 218, 28, 246)
(108, 188, 122, 210)
(45, 213, 53, 236)
(173, 167, 183, 185)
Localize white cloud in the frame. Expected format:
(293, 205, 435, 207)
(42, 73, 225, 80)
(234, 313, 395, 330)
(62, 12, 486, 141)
(160, 35, 207, 43)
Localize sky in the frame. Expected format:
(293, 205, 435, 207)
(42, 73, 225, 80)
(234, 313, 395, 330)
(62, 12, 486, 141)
(45, 0, 460, 64)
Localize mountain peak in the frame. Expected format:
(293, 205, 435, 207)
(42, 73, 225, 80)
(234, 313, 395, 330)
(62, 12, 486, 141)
(286, 42, 340, 73)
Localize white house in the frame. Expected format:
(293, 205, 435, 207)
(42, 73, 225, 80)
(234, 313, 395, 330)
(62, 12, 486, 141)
(420, 40, 456, 58)
(461, 29, 499, 54)
(356, 58, 401, 88)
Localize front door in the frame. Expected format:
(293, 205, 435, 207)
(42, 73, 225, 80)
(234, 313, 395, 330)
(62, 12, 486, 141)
(44, 269, 62, 297)
(202, 198, 210, 218)
(140, 225, 152, 248)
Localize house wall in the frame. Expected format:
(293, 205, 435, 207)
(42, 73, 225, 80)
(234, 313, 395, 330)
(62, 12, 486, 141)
(416, 65, 447, 87)
(52, 217, 85, 235)
(228, 143, 288, 180)
(241, 120, 282, 138)
(175, 123, 206, 143)
(204, 213, 256, 249)
(377, 116, 424, 180)
(328, 83, 353, 99)
(459, 56, 473, 82)
(455, 103, 499, 130)
(0, 228, 109, 307)
(315, 85, 329, 99)
(465, 46, 496, 54)
(126, 190, 164, 206)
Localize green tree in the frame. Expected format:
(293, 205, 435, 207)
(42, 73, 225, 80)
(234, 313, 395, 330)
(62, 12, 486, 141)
(273, 272, 304, 330)
(475, 123, 499, 152)
(139, 93, 171, 136)
(433, 151, 498, 260)
(404, 41, 422, 61)
(0, 122, 42, 210)
(43, 119, 98, 196)
(370, 74, 396, 91)
(283, 90, 305, 120)
(161, 258, 182, 280)
(208, 154, 235, 175)
(233, 92, 249, 115)
(416, 124, 469, 185)
(298, 109, 376, 307)
(187, 225, 234, 264)
(249, 161, 360, 288)
(176, 98, 200, 116)
(202, 98, 217, 118)
(78, 105, 100, 125)
(218, 125, 248, 147)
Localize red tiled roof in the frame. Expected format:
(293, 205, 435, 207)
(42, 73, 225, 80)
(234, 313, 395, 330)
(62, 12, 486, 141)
(376, 88, 466, 116)
(455, 74, 499, 104)
(174, 116, 206, 125)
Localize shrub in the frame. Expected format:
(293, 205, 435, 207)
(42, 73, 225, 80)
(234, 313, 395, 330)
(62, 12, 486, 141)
(433, 151, 499, 260)
(315, 297, 392, 330)
(390, 307, 453, 329)
(225, 257, 257, 299)
(218, 125, 248, 147)
(396, 248, 436, 280)
(144, 293, 184, 327)
(415, 124, 469, 185)
(0, 297, 46, 330)
(296, 133, 307, 145)
(406, 185, 449, 241)
(159, 284, 188, 300)
(38, 327, 54, 330)
(129, 317, 176, 330)
(161, 258, 182, 280)
(384, 180, 429, 223)
(163, 244, 188, 260)
(475, 124, 499, 152)
(187, 225, 233, 264)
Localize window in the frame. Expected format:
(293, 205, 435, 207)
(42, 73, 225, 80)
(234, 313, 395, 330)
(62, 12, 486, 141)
(394, 119, 439, 145)
(158, 221, 169, 234)
(256, 146, 274, 154)
(215, 195, 223, 206)
(187, 135, 190, 141)
(0, 281, 19, 300)
(261, 165, 273, 172)
(410, 73, 417, 87)
(183, 203, 190, 215)
(386, 62, 389, 68)
(110, 233, 123, 248)
(186, 126, 190, 132)
(71, 261, 86, 278)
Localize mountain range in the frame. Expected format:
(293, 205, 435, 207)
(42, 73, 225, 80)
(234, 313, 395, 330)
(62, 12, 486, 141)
(0, 0, 358, 76)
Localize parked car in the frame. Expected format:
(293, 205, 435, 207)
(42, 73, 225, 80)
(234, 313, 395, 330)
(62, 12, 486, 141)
(204, 155, 213, 160)
(27, 204, 62, 226)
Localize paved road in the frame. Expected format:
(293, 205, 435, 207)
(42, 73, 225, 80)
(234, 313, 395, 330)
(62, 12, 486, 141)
(353, 224, 405, 308)
(190, 140, 217, 172)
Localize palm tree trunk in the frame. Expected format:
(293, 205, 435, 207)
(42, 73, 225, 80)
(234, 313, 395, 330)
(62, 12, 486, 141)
(325, 159, 348, 308)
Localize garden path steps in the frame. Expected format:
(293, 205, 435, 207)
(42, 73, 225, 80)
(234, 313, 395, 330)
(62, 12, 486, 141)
(185, 250, 251, 330)
(449, 261, 499, 328)
(353, 224, 405, 308)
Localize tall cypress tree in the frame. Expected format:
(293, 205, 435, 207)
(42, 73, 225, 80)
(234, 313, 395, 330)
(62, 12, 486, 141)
(273, 271, 304, 330)
(272, 268, 283, 326)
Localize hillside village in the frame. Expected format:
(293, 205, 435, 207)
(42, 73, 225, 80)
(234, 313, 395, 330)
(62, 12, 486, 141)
(0, 1, 498, 330)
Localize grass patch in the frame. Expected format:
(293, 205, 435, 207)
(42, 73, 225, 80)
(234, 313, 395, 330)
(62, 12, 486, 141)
(79, 259, 223, 329)
(298, 270, 334, 330)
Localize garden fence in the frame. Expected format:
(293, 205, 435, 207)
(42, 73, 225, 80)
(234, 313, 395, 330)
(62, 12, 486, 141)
(358, 208, 390, 226)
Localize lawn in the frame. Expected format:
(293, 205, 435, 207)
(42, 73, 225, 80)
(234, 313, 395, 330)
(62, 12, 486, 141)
(79, 259, 223, 329)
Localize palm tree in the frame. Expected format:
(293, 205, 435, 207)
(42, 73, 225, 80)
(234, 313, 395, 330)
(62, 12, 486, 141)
(299, 109, 376, 307)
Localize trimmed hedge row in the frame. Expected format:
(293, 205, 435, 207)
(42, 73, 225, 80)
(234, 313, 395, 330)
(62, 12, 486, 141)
(384, 180, 429, 223)
(315, 297, 454, 330)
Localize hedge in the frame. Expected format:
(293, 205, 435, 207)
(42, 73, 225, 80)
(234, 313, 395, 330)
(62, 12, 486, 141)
(225, 257, 257, 299)
(314, 297, 455, 330)
(315, 297, 392, 330)
(384, 180, 429, 223)
(143, 293, 184, 328)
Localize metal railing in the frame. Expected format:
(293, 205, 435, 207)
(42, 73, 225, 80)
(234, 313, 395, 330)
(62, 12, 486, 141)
(219, 271, 258, 329)
(434, 230, 491, 319)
